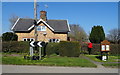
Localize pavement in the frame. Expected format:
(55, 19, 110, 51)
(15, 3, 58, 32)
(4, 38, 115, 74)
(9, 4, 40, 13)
(2, 65, 119, 73)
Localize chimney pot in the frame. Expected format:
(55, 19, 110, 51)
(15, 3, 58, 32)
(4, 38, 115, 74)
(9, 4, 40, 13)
(40, 11, 47, 21)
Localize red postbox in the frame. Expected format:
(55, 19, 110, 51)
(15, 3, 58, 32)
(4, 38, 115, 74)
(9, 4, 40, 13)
(88, 42, 93, 55)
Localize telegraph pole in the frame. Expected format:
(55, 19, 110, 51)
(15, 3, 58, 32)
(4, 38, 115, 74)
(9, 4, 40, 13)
(34, 0, 38, 41)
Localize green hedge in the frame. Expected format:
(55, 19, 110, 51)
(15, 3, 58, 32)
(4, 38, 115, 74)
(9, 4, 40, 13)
(3, 41, 119, 55)
(46, 41, 80, 57)
(46, 43, 59, 56)
(59, 41, 80, 57)
(110, 44, 119, 55)
(2, 41, 29, 53)
(81, 43, 120, 55)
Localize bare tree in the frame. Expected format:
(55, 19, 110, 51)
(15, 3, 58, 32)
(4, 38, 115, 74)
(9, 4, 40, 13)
(107, 28, 120, 44)
(9, 14, 31, 30)
(68, 24, 88, 42)
(9, 14, 19, 30)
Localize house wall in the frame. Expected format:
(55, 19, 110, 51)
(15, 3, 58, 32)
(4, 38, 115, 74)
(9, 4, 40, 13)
(16, 23, 68, 42)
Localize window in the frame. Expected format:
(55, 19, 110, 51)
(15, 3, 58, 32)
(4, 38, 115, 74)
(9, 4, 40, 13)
(31, 38, 34, 41)
(30, 38, 35, 41)
(23, 38, 27, 41)
(27, 38, 30, 41)
(23, 38, 35, 41)
(49, 39, 60, 43)
(37, 26, 46, 31)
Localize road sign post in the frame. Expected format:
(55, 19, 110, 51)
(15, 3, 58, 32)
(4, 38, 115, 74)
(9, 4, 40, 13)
(39, 47, 41, 60)
(29, 41, 45, 60)
(30, 47, 34, 56)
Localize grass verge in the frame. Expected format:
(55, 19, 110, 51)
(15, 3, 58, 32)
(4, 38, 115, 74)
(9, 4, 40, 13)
(85, 55, 119, 62)
(2, 55, 97, 67)
(102, 63, 120, 68)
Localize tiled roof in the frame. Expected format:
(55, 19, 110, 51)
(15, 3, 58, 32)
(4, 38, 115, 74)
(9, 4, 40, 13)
(12, 18, 70, 33)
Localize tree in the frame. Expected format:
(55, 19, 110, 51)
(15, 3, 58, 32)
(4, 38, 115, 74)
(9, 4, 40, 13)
(68, 24, 87, 42)
(89, 26, 105, 43)
(2, 32, 18, 41)
(107, 28, 120, 44)
(9, 14, 19, 29)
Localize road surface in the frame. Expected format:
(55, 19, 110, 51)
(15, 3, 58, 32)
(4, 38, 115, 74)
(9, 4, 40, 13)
(2, 65, 119, 73)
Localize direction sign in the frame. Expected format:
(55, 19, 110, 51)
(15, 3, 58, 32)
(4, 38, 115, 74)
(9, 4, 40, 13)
(30, 41, 45, 47)
(30, 41, 35, 47)
(37, 42, 42, 47)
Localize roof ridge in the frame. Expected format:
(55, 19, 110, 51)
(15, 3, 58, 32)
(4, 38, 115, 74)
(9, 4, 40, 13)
(48, 19, 67, 21)
(20, 18, 33, 20)
(20, 18, 38, 20)
(19, 18, 67, 21)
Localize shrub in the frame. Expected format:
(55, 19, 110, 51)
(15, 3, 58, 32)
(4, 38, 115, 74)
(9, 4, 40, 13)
(2, 41, 29, 53)
(110, 44, 120, 55)
(59, 41, 80, 57)
(46, 43, 59, 56)
(2, 32, 18, 41)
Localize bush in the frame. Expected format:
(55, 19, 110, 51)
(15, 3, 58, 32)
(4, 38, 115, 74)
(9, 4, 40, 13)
(59, 41, 80, 57)
(2, 41, 29, 53)
(46, 43, 59, 56)
(110, 44, 120, 55)
(2, 32, 18, 41)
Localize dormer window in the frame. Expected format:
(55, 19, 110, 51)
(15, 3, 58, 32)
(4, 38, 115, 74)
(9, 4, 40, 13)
(37, 26, 46, 31)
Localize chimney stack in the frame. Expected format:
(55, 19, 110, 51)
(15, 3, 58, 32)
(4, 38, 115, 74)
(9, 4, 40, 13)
(40, 11, 47, 21)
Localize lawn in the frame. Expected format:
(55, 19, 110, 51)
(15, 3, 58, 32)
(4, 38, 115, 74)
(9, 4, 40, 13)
(85, 55, 120, 62)
(85, 54, 120, 68)
(2, 54, 97, 67)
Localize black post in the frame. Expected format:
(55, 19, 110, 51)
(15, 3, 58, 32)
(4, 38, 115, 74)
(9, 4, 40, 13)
(106, 52, 108, 60)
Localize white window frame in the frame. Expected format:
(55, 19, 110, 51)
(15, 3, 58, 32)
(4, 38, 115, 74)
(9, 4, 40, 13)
(30, 38, 35, 41)
(23, 38, 27, 41)
(22, 38, 35, 41)
(37, 26, 46, 31)
(49, 39, 60, 43)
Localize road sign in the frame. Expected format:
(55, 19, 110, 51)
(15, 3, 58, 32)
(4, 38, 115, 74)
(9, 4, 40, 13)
(30, 41, 35, 47)
(30, 41, 45, 47)
(37, 42, 42, 47)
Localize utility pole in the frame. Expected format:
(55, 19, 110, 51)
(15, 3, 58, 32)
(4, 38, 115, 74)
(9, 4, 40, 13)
(34, 0, 37, 41)
(34, 0, 42, 60)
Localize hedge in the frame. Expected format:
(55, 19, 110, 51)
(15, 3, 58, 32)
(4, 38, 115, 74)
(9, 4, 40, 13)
(2, 41, 119, 55)
(2, 41, 29, 53)
(46, 41, 80, 57)
(46, 43, 59, 56)
(59, 41, 80, 57)
(81, 43, 120, 55)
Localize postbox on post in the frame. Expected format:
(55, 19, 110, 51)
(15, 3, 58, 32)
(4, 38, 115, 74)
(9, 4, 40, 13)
(101, 40, 110, 61)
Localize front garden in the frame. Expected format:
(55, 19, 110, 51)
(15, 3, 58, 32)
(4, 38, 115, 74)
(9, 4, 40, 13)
(2, 41, 120, 68)
(2, 53, 97, 67)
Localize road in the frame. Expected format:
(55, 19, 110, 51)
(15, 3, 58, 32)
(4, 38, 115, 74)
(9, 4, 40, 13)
(2, 65, 119, 73)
